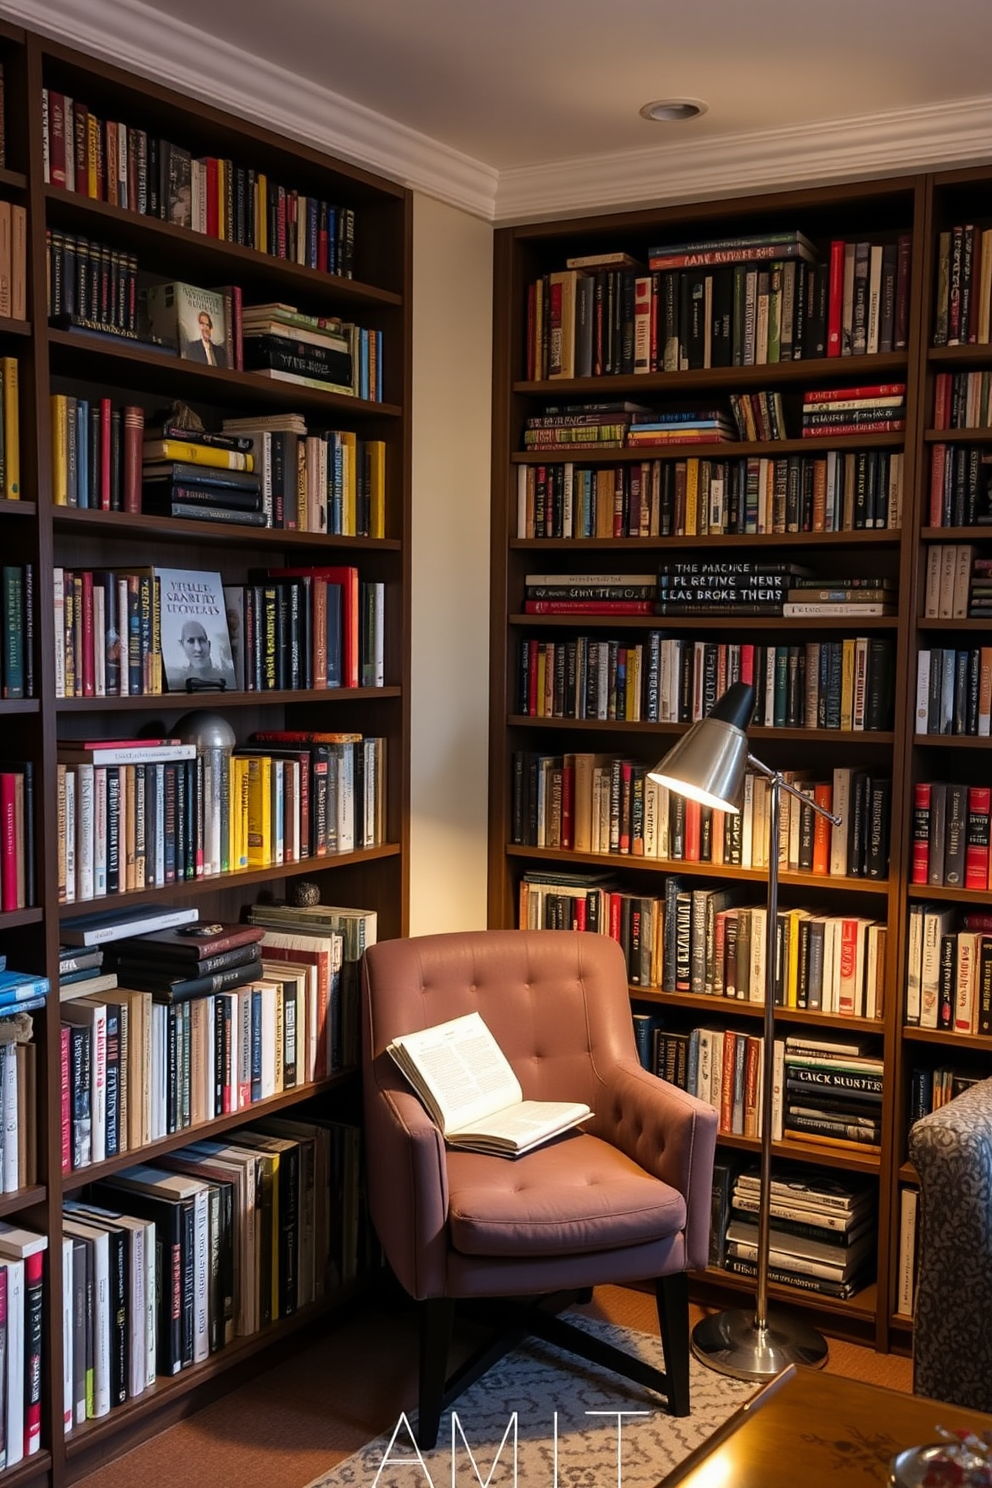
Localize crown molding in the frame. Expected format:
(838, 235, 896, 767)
(3, 0, 499, 218)
(7, 0, 992, 227)
(493, 95, 992, 224)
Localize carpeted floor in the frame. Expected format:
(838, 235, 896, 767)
(74, 1285, 913, 1488)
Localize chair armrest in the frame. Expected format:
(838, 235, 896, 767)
(364, 1080, 451, 1299)
(594, 1060, 718, 1273)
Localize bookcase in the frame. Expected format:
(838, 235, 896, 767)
(489, 176, 947, 1355)
(0, 20, 410, 1488)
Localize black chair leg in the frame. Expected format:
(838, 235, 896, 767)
(655, 1273, 691, 1416)
(419, 1298, 456, 1449)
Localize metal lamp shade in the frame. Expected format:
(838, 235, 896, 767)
(647, 681, 755, 814)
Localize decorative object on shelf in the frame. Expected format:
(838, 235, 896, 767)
(173, 710, 237, 752)
(292, 880, 322, 907)
(888, 1428, 992, 1487)
(649, 680, 841, 1381)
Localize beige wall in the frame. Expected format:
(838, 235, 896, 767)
(408, 193, 493, 934)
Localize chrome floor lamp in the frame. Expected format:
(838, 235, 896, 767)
(649, 680, 841, 1380)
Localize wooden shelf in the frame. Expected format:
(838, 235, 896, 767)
(0, 498, 36, 516)
(509, 612, 900, 631)
(509, 715, 895, 745)
(0, 699, 39, 714)
(514, 433, 905, 463)
(57, 842, 402, 917)
(0, 1184, 46, 1217)
(907, 882, 991, 903)
(506, 843, 891, 894)
(47, 329, 402, 420)
(715, 1129, 881, 1174)
(0, 316, 31, 338)
(917, 617, 992, 631)
(52, 505, 401, 549)
(631, 985, 884, 1034)
(513, 352, 909, 399)
(61, 1074, 353, 1190)
(913, 733, 991, 747)
(921, 527, 991, 539)
(510, 530, 901, 549)
(924, 428, 992, 443)
(56, 686, 401, 712)
(0, 907, 44, 930)
(902, 1026, 992, 1051)
(698, 1266, 879, 1323)
(929, 344, 992, 367)
(0, 166, 27, 191)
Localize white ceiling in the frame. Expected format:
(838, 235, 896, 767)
(10, 0, 992, 220)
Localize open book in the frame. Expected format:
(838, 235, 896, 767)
(387, 1011, 591, 1157)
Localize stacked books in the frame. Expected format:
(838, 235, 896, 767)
(782, 1036, 883, 1152)
(59, 944, 117, 1002)
(522, 572, 655, 616)
(970, 554, 992, 616)
(647, 229, 818, 271)
(728, 390, 787, 442)
(0, 963, 49, 1016)
(801, 383, 906, 438)
(103, 921, 265, 1003)
(655, 559, 807, 616)
(724, 1164, 877, 1299)
(626, 407, 737, 448)
(782, 575, 898, 619)
(522, 401, 649, 452)
(242, 301, 352, 394)
(142, 420, 264, 527)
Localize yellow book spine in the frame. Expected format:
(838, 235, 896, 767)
(86, 113, 99, 198)
(51, 393, 68, 505)
(685, 458, 699, 536)
(2, 358, 19, 497)
(145, 440, 253, 472)
(247, 755, 271, 866)
(341, 430, 357, 535)
(256, 174, 267, 254)
(216, 158, 226, 240)
(368, 439, 386, 538)
(840, 638, 856, 731)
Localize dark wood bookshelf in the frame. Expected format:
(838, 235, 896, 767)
(0, 22, 412, 1485)
(491, 172, 929, 1358)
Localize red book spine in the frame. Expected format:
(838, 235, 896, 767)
(966, 785, 992, 890)
(526, 639, 538, 715)
(720, 1031, 737, 1134)
(205, 158, 219, 237)
(560, 760, 574, 850)
(23, 1250, 44, 1456)
(929, 443, 947, 527)
(933, 373, 950, 431)
(60, 1026, 71, 1174)
(826, 240, 845, 357)
(0, 773, 15, 911)
(804, 383, 907, 403)
(912, 782, 931, 885)
(574, 895, 587, 931)
(122, 405, 144, 513)
(523, 600, 655, 615)
(739, 643, 755, 686)
(74, 103, 89, 193)
(684, 798, 701, 861)
(838, 918, 859, 1015)
(99, 398, 112, 510)
(801, 420, 906, 438)
(230, 283, 243, 371)
(48, 91, 66, 188)
(894, 233, 912, 351)
(80, 570, 94, 697)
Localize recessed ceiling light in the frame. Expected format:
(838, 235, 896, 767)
(639, 99, 708, 123)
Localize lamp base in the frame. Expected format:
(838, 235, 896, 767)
(691, 1306, 828, 1381)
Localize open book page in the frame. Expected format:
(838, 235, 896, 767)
(387, 1011, 591, 1155)
(387, 1012, 523, 1133)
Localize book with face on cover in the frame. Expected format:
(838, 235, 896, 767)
(386, 1011, 591, 1157)
(153, 568, 236, 692)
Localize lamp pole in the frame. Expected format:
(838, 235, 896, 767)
(690, 754, 841, 1378)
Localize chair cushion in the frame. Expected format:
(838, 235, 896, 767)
(446, 1133, 687, 1258)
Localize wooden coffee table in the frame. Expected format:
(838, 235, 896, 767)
(662, 1365, 992, 1486)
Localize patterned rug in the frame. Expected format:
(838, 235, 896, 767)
(304, 1316, 755, 1488)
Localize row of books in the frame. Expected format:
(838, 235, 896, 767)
(529, 871, 886, 1016)
(928, 443, 992, 527)
(905, 906, 992, 1033)
(922, 543, 980, 620)
(0, 199, 25, 322)
(0, 357, 19, 500)
(907, 1064, 983, 1122)
(911, 782, 992, 891)
(915, 647, 992, 736)
(46, 230, 144, 341)
(50, 395, 143, 512)
(530, 231, 911, 380)
(56, 733, 386, 902)
(517, 632, 896, 733)
(0, 565, 32, 699)
(42, 88, 357, 276)
(932, 370, 992, 430)
(513, 759, 891, 881)
(710, 1160, 877, 1300)
(60, 1119, 368, 1429)
(515, 449, 904, 539)
(0, 1222, 46, 1466)
(932, 224, 992, 346)
(800, 383, 906, 439)
(53, 561, 375, 698)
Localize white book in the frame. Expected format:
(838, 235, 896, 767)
(923, 547, 942, 618)
(259, 980, 279, 1100)
(63, 1203, 151, 1397)
(830, 768, 852, 877)
(54, 567, 66, 697)
(64, 769, 77, 903)
(150, 1003, 167, 1141)
(938, 543, 958, 619)
(1, 1041, 16, 1192)
(93, 584, 106, 697)
(75, 763, 95, 902)
(953, 543, 975, 618)
(62, 999, 107, 1164)
(915, 651, 931, 733)
(62, 1219, 110, 1419)
(905, 904, 924, 1025)
(386, 1011, 591, 1157)
(897, 1187, 919, 1317)
(3, 1257, 23, 1462)
(92, 766, 107, 898)
(920, 907, 955, 1028)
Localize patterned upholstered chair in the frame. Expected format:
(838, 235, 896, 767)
(909, 1076, 992, 1410)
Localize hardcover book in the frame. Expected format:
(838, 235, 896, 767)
(153, 568, 236, 692)
(144, 282, 229, 367)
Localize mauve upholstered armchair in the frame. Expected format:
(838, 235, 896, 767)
(361, 928, 718, 1446)
(910, 1076, 992, 1411)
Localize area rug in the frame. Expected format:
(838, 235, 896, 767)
(304, 1316, 755, 1488)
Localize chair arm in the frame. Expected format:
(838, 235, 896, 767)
(595, 1060, 718, 1273)
(365, 1083, 451, 1299)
